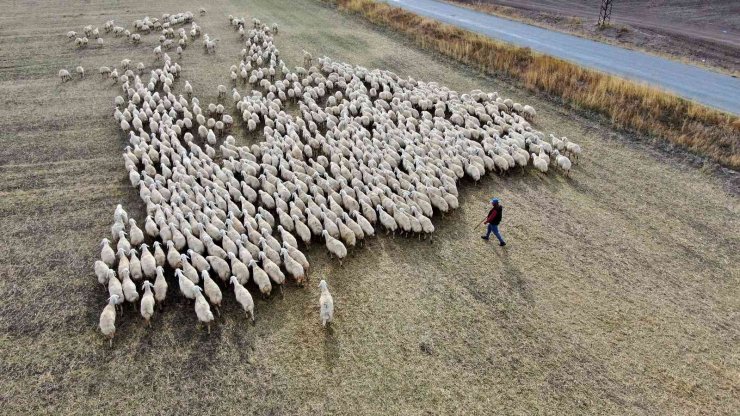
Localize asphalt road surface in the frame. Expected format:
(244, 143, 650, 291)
(380, 0, 740, 114)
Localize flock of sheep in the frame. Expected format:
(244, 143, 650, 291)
(60, 8, 580, 347)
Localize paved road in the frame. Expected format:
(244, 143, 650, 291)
(380, 0, 740, 114)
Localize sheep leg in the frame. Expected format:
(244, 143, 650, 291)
(215, 306, 221, 317)
(280, 285, 284, 298)
(109, 336, 114, 348)
(207, 323, 211, 334)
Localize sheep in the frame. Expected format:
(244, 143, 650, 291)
(99, 66, 111, 79)
(230, 276, 255, 323)
(192, 286, 215, 333)
(106, 269, 124, 309)
(207, 255, 231, 281)
(552, 150, 572, 176)
(318, 279, 334, 327)
(99, 294, 119, 347)
(94, 260, 111, 288)
(166, 241, 182, 268)
(228, 252, 250, 284)
(97, 37, 104, 47)
(59, 69, 72, 82)
(336, 218, 356, 247)
(154, 266, 168, 305)
(260, 252, 285, 294)
(272, 23, 278, 34)
(128, 249, 143, 281)
(176, 269, 197, 300)
(281, 247, 305, 286)
(128, 218, 144, 246)
(120, 268, 139, 306)
(140, 244, 156, 279)
(377, 206, 397, 235)
(153, 241, 166, 267)
(94, 50, 580, 338)
(180, 254, 200, 284)
(322, 230, 347, 265)
(202, 270, 223, 315)
(116, 230, 130, 253)
(532, 153, 548, 173)
(563, 137, 582, 161)
(188, 249, 210, 272)
(140, 281, 155, 325)
(249, 260, 272, 298)
(523, 104, 536, 120)
(199, 7, 207, 16)
(116, 247, 129, 278)
(100, 238, 116, 267)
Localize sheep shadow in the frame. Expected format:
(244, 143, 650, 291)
(323, 324, 340, 371)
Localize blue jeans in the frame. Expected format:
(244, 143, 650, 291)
(484, 224, 505, 244)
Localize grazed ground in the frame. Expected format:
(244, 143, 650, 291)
(0, 0, 738, 414)
(451, 0, 740, 74)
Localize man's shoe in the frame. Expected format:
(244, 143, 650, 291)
(481, 236, 489, 240)
(499, 242, 506, 246)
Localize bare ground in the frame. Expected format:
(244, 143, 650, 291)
(450, 0, 740, 74)
(0, 0, 738, 414)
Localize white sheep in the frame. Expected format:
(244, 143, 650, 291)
(523, 104, 536, 120)
(140, 281, 155, 325)
(249, 260, 272, 298)
(552, 150, 572, 176)
(193, 286, 215, 333)
(94, 260, 111, 289)
(322, 230, 347, 265)
(532, 153, 548, 173)
(99, 294, 119, 347)
(120, 268, 139, 306)
(176, 269, 197, 300)
(107, 270, 124, 311)
(154, 266, 168, 305)
(318, 279, 334, 327)
(100, 238, 116, 267)
(281, 247, 305, 286)
(563, 137, 582, 161)
(59, 69, 72, 82)
(202, 270, 223, 315)
(230, 276, 255, 322)
(128, 218, 144, 246)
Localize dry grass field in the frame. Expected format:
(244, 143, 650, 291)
(0, 0, 738, 414)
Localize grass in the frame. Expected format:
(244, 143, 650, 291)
(330, 0, 740, 169)
(0, 0, 738, 414)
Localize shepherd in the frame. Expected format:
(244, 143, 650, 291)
(480, 198, 506, 246)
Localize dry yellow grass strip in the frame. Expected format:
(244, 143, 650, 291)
(332, 0, 740, 169)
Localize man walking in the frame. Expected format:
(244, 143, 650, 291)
(481, 198, 506, 246)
